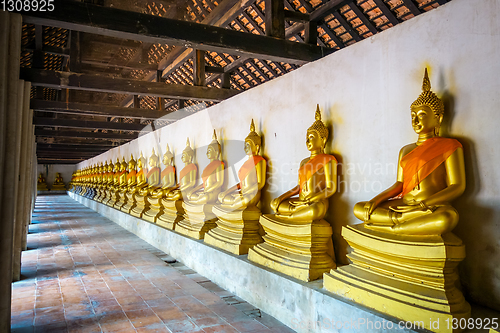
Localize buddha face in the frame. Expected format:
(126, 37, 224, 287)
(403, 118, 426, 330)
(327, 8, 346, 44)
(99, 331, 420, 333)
(244, 139, 259, 156)
(306, 130, 325, 152)
(137, 158, 143, 169)
(163, 154, 173, 166)
(149, 157, 157, 168)
(181, 151, 192, 164)
(411, 105, 441, 135)
(128, 161, 135, 170)
(206, 145, 219, 160)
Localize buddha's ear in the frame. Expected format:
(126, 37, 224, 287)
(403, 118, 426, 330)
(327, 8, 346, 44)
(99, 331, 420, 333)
(255, 144, 260, 154)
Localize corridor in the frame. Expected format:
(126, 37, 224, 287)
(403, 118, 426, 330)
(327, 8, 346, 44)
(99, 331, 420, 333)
(11, 195, 294, 333)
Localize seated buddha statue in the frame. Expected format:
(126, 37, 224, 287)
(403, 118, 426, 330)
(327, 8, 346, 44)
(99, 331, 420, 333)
(51, 172, 66, 191)
(177, 130, 224, 239)
(95, 161, 108, 202)
(131, 148, 161, 218)
(37, 173, 48, 191)
(353, 69, 465, 236)
(105, 159, 122, 206)
(205, 119, 267, 255)
(110, 157, 128, 208)
(248, 105, 337, 281)
(323, 69, 470, 330)
(156, 139, 197, 229)
(119, 154, 138, 212)
(142, 145, 177, 223)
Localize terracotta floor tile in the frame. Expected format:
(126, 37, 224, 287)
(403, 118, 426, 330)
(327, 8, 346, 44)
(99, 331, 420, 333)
(12, 196, 295, 333)
(201, 324, 239, 333)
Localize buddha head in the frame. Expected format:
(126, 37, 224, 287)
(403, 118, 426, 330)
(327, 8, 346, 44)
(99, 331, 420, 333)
(149, 148, 159, 168)
(244, 119, 261, 156)
(128, 154, 137, 171)
(182, 138, 194, 165)
(207, 130, 221, 160)
(163, 144, 174, 166)
(137, 151, 146, 170)
(120, 157, 127, 172)
(306, 105, 329, 153)
(98, 162, 103, 173)
(104, 160, 108, 171)
(114, 158, 120, 172)
(410, 68, 444, 136)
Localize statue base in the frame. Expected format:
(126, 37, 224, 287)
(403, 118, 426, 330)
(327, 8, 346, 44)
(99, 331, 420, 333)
(176, 202, 217, 240)
(106, 189, 120, 208)
(113, 189, 128, 210)
(51, 184, 66, 191)
(142, 196, 163, 223)
(156, 199, 183, 230)
(247, 214, 335, 282)
(130, 193, 149, 218)
(37, 184, 48, 191)
(205, 205, 263, 255)
(120, 192, 136, 214)
(323, 224, 470, 333)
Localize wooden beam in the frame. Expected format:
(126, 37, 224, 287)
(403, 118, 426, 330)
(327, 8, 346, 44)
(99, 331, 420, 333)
(35, 128, 136, 140)
(36, 137, 119, 146)
(69, 31, 82, 72)
(37, 143, 111, 151)
(265, 0, 285, 38)
(37, 159, 86, 165)
(400, 0, 421, 16)
(33, 117, 148, 132)
(20, 0, 328, 65)
(81, 60, 158, 71)
(21, 69, 240, 102)
(284, 10, 310, 22)
(193, 50, 206, 86)
(372, 0, 399, 26)
(30, 99, 169, 120)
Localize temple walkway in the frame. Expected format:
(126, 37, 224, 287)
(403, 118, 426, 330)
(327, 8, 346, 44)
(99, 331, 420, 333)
(11, 195, 295, 333)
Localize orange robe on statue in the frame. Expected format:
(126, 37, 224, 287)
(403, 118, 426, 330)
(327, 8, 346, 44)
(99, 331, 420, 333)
(400, 137, 462, 196)
(298, 154, 337, 192)
(201, 161, 224, 188)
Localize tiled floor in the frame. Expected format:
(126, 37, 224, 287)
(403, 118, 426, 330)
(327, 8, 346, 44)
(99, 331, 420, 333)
(11, 195, 295, 333)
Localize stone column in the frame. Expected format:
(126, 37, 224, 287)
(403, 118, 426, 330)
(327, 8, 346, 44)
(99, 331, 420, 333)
(12, 80, 26, 281)
(13, 82, 31, 280)
(22, 115, 34, 252)
(0, 11, 22, 333)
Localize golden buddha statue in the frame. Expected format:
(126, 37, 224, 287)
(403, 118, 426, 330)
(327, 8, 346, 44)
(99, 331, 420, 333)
(156, 139, 197, 230)
(206, 119, 267, 254)
(104, 159, 121, 206)
(95, 161, 108, 202)
(109, 158, 127, 208)
(131, 148, 161, 218)
(324, 69, 470, 331)
(37, 173, 48, 191)
(248, 105, 337, 281)
(51, 172, 66, 191)
(176, 131, 224, 239)
(119, 154, 138, 212)
(100, 159, 114, 203)
(143, 145, 177, 223)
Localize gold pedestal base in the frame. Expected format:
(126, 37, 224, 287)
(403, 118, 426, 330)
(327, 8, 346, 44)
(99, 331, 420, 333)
(204, 206, 263, 255)
(176, 202, 217, 240)
(247, 215, 335, 282)
(114, 190, 128, 210)
(323, 224, 470, 333)
(142, 196, 163, 223)
(130, 194, 149, 218)
(37, 184, 48, 191)
(106, 190, 120, 207)
(121, 192, 136, 214)
(156, 199, 183, 230)
(51, 184, 66, 191)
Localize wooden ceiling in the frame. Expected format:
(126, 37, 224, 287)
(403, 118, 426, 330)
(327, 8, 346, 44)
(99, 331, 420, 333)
(17, 0, 450, 164)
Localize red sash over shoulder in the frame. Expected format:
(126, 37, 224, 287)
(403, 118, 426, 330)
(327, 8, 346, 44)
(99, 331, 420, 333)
(201, 160, 224, 188)
(147, 167, 160, 179)
(127, 170, 136, 180)
(298, 154, 336, 192)
(161, 166, 175, 178)
(179, 163, 197, 181)
(400, 137, 462, 196)
(238, 156, 265, 183)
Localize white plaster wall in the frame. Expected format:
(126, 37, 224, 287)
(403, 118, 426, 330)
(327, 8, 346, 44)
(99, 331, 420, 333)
(78, 0, 500, 311)
(37, 164, 75, 188)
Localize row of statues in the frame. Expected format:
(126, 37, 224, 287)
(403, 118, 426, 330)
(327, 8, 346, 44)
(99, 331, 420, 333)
(37, 172, 66, 191)
(69, 69, 470, 332)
